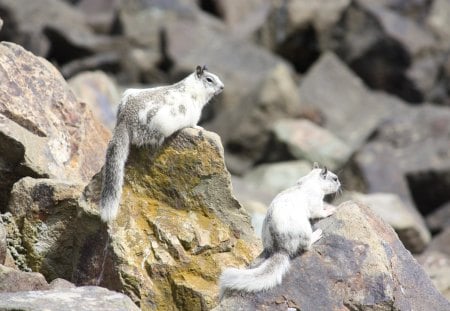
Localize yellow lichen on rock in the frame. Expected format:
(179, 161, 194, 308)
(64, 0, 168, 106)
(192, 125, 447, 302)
(75, 128, 261, 310)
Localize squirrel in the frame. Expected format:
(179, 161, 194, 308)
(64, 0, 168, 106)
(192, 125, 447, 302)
(219, 163, 340, 295)
(100, 65, 224, 222)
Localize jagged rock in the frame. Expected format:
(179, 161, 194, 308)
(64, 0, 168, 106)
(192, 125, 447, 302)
(72, 128, 260, 311)
(0, 286, 140, 311)
(0, 264, 49, 292)
(0, 221, 6, 265)
(418, 228, 450, 301)
(6, 177, 84, 280)
(271, 119, 352, 170)
(336, 192, 430, 253)
(215, 201, 450, 311)
(0, 42, 110, 210)
(242, 160, 311, 199)
(426, 202, 450, 233)
(298, 52, 406, 155)
(369, 105, 450, 216)
(0, 0, 117, 64)
(68, 71, 120, 130)
(427, 0, 450, 47)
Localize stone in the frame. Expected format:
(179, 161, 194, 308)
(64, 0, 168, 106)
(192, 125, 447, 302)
(77, 0, 121, 34)
(0, 0, 117, 62)
(0, 286, 140, 311)
(0, 17, 3, 31)
(0, 221, 6, 265)
(0, 264, 49, 292)
(298, 52, 405, 154)
(73, 128, 261, 311)
(68, 71, 120, 130)
(0, 42, 110, 210)
(417, 228, 450, 301)
(373, 105, 450, 216)
(426, 202, 450, 234)
(215, 201, 450, 311)
(0, 213, 28, 271)
(49, 278, 76, 290)
(7, 177, 85, 281)
(271, 119, 352, 171)
(427, 0, 450, 46)
(242, 160, 311, 199)
(336, 192, 430, 253)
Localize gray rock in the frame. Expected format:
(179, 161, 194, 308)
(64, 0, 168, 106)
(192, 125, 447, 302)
(7, 177, 85, 281)
(49, 278, 76, 290)
(299, 52, 403, 154)
(0, 286, 140, 311)
(336, 192, 431, 253)
(427, 0, 450, 47)
(272, 119, 352, 171)
(68, 71, 120, 130)
(0, 265, 49, 292)
(242, 160, 311, 199)
(0, 221, 6, 265)
(426, 202, 450, 233)
(76, 0, 121, 34)
(215, 201, 450, 311)
(417, 228, 450, 301)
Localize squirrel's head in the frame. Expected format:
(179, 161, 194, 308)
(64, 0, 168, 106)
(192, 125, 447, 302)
(297, 162, 340, 195)
(195, 65, 224, 96)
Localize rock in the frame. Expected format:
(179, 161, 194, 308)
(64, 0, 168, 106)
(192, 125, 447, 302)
(7, 177, 85, 280)
(0, 0, 117, 64)
(0, 42, 110, 210)
(257, 0, 350, 71)
(0, 221, 6, 265)
(0, 213, 28, 271)
(0, 17, 3, 31)
(336, 192, 430, 253)
(76, 0, 121, 34)
(426, 202, 450, 234)
(209, 0, 271, 39)
(427, 0, 450, 47)
(271, 119, 352, 171)
(372, 105, 450, 216)
(0, 264, 49, 292)
(242, 160, 311, 199)
(417, 228, 450, 301)
(68, 71, 120, 130)
(321, 0, 439, 103)
(73, 128, 260, 310)
(0, 286, 140, 311)
(49, 278, 76, 290)
(298, 52, 405, 155)
(215, 201, 450, 311)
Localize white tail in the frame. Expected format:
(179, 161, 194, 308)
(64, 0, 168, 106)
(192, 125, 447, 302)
(219, 252, 290, 297)
(100, 123, 130, 222)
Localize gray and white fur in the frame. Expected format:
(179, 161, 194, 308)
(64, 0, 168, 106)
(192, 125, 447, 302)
(220, 163, 340, 295)
(100, 65, 224, 222)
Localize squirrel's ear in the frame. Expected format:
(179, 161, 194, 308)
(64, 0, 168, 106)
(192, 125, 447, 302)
(196, 65, 203, 78)
(202, 65, 208, 72)
(313, 162, 320, 169)
(320, 166, 328, 177)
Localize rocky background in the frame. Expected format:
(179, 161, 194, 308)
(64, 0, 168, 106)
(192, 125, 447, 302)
(0, 0, 449, 310)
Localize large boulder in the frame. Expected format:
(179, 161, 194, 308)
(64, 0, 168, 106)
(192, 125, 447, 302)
(0, 286, 140, 311)
(0, 264, 49, 292)
(0, 42, 110, 210)
(72, 128, 260, 310)
(215, 201, 450, 311)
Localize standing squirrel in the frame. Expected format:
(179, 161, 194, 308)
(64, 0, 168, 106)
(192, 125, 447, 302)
(220, 163, 340, 295)
(100, 65, 224, 222)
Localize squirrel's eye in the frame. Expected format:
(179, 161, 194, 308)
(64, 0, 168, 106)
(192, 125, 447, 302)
(206, 77, 213, 83)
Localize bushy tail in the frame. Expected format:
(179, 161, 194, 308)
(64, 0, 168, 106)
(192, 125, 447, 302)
(219, 252, 290, 296)
(100, 123, 129, 222)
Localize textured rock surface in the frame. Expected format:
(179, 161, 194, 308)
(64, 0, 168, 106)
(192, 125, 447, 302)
(0, 264, 49, 292)
(0, 221, 5, 265)
(337, 192, 430, 253)
(7, 177, 84, 281)
(0, 286, 140, 311)
(216, 201, 450, 311)
(272, 118, 352, 170)
(0, 42, 110, 210)
(74, 128, 260, 311)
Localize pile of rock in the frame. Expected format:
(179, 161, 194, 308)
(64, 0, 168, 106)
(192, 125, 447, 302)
(0, 0, 449, 309)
